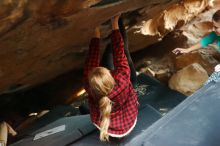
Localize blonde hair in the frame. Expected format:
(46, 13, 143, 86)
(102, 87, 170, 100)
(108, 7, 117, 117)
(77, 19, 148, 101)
(89, 67, 115, 141)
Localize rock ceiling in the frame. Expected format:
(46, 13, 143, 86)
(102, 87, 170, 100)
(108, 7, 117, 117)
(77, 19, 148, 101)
(0, 0, 218, 94)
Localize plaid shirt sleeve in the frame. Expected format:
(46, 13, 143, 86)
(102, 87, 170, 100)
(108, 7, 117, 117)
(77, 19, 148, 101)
(110, 30, 131, 105)
(83, 38, 100, 86)
(111, 30, 130, 77)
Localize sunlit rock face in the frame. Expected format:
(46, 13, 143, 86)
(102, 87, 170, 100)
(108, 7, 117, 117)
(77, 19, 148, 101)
(130, 0, 218, 52)
(0, 0, 217, 94)
(181, 8, 218, 45)
(137, 0, 209, 36)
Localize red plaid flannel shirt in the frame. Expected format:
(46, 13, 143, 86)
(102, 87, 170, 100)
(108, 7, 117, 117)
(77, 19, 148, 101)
(83, 30, 138, 136)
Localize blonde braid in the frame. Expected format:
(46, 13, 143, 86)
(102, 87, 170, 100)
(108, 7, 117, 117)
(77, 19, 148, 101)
(99, 96, 112, 141)
(88, 67, 115, 141)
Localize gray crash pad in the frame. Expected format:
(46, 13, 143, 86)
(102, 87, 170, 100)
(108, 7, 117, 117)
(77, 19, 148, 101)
(127, 81, 220, 146)
(18, 105, 78, 137)
(11, 104, 161, 146)
(11, 74, 187, 146)
(137, 73, 186, 112)
(10, 115, 95, 146)
(70, 104, 162, 146)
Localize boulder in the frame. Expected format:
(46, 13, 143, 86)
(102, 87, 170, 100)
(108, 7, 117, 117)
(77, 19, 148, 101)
(0, 0, 182, 94)
(169, 63, 208, 96)
(0, 0, 216, 95)
(174, 52, 218, 75)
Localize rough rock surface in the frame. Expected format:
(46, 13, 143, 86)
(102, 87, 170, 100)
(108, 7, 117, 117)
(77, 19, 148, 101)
(0, 0, 183, 94)
(181, 8, 217, 45)
(174, 52, 218, 75)
(169, 63, 209, 95)
(0, 0, 218, 95)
